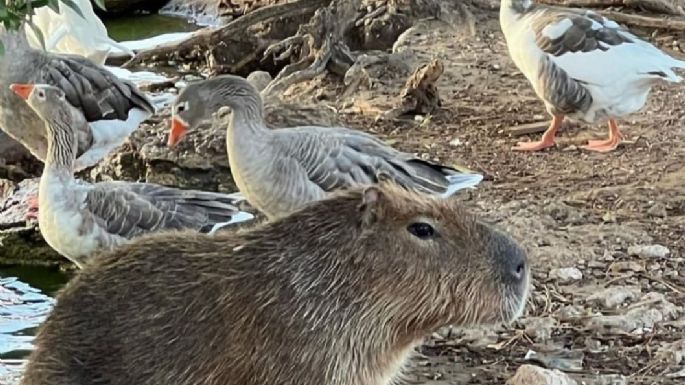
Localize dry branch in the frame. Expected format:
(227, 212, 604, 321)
(601, 10, 685, 30)
(539, 0, 685, 15)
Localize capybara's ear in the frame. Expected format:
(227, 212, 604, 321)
(359, 185, 384, 227)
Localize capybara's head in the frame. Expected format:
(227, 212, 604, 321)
(249, 181, 530, 333)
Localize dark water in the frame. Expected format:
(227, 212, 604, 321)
(103, 14, 200, 42)
(0, 265, 70, 380)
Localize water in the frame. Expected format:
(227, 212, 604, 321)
(0, 265, 69, 379)
(103, 14, 200, 42)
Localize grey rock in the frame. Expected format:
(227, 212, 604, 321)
(507, 365, 577, 385)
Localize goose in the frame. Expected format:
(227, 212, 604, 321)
(25, 0, 135, 66)
(167, 75, 484, 219)
(0, 26, 154, 217)
(500, 0, 685, 152)
(10, 82, 254, 268)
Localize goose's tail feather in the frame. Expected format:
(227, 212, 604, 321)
(441, 173, 484, 198)
(208, 211, 256, 235)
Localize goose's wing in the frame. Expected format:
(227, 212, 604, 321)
(41, 53, 153, 121)
(40, 53, 154, 169)
(530, 8, 684, 86)
(83, 181, 250, 239)
(276, 126, 482, 196)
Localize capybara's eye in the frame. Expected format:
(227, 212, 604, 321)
(407, 222, 436, 239)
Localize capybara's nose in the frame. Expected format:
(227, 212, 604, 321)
(489, 228, 529, 291)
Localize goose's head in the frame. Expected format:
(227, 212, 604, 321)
(168, 75, 263, 147)
(9, 83, 68, 123)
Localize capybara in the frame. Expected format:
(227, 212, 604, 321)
(22, 182, 530, 385)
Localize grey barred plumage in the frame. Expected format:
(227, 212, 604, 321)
(170, 75, 483, 219)
(538, 56, 593, 116)
(0, 26, 154, 170)
(13, 83, 253, 268)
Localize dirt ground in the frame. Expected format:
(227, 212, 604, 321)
(2, 4, 683, 384)
(265, 8, 685, 385)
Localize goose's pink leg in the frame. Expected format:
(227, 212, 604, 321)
(512, 114, 563, 152)
(26, 194, 38, 220)
(581, 119, 624, 153)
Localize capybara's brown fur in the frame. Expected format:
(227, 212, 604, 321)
(22, 182, 530, 385)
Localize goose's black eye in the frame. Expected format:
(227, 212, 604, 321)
(37, 90, 45, 99)
(177, 105, 185, 112)
(407, 222, 436, 239)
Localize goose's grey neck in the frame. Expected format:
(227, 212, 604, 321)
(44, 115, 77, 172)
(216, 89, 268, 136)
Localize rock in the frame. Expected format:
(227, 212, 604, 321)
(548, 267, 583, 283)
(646, 202, 668, 218)
(627, 244, 670, 259)
(0, 179, 63, 266)
(445, 324, 502, 349)
(585, 292, 680, 334)
(506, 365, 577, 385)
(524, 347, 583, 371)
(586, 286, 641, 309)
(522, 317, 558, 342)
(655, 339, 685, 365)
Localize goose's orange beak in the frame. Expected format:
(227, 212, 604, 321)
(168, 117, 189, 147)
(10, 84, 34, 100)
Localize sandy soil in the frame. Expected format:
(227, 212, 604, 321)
(273, 9, 685, 384)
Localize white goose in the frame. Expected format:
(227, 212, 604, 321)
(11, 83, 254, 268)
(25, 0, 134, 66)
(500, 0, 685, 152)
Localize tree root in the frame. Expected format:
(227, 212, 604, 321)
(261, 0, 360, 97)
(379, 58, 444, 120)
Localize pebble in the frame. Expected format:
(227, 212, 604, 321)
(522, 317, 558, 342)
(647, 203, 668, 218)
(506, 365, 577, 385)
(586, 286, 641, 309)
(449, 138, 463, 147)
(548, 267, 583, 283)
(627, 244, 670, 259)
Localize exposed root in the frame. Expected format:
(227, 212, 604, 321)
(380, 58, 444, 120)
(261, 0, 360, 97)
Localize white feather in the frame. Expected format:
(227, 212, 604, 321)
(74, 108, 151, 170)
(208, 211, 256, 235)
(440, 173, 484, 198)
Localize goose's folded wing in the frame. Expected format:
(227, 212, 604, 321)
(84, 182, 246, 239)
(531, 9, 682, 86)
(42, 54, 154, 122)
(278, 127, 460, 195)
